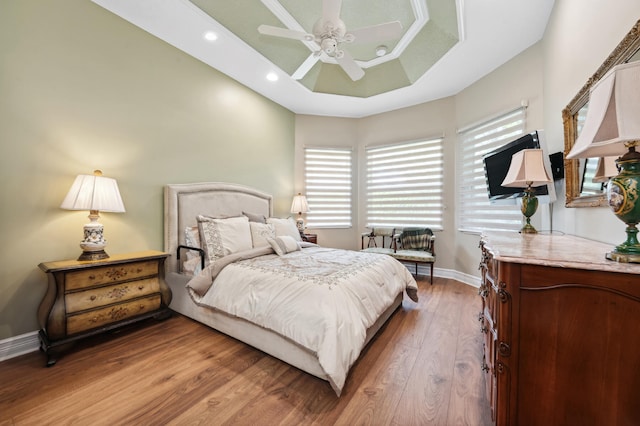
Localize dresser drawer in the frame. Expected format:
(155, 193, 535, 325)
(65, 278, 160, 313)
(67, 294, 161, 335)
(65, 260, 159, 290)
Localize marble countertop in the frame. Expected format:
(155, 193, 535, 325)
(481, 232, 640, 275)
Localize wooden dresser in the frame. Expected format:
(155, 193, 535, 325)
(478, 232, 640, 426)
(38, 250, 171, 365)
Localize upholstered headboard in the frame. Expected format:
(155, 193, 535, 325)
(164, 182, 273, 273)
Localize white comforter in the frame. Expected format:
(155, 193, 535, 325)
(186, 246, 418, 395)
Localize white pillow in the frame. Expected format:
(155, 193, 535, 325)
(267, 236, 301, 256)
(249, 222, 276, 248)
(266, 217, 302, 242)
(197, 215, 252, 262)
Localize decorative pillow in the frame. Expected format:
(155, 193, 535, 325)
(243, 211, 267, 224)
(197, 215, 253, 262)
(266, 217, 302, 242)
(185, 226, 201, 249)
(181, 226, 203, 276)
(267, 235, 301, 256)
(250, 222, 276, 248)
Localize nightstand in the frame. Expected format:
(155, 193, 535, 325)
(303, 233, 317, 244)
(37, 250, 171, 366)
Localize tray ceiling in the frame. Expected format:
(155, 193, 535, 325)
(92, 0, 555, 117)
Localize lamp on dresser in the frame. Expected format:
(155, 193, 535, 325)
(501, 149, 552, 234)
(290, 193, 309, 233)
(60, 170, 125, 261)
(566, 61, 640, 263)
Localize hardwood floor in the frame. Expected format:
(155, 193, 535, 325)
(0, 277, 493, 425)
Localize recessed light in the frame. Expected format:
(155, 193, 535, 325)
(266, 72, 279, 82)
(203, 31, 218, 42)
(375, 45, 388, 57)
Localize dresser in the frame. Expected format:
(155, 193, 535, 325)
(478, 233, 640, 426)
(38, 250, 171, 365)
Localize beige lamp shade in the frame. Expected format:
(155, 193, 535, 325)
(566, 61, 640, 159)
(501, 149, 552, 188)
(61, 171, 126, 213)
(592, 156, 619, 183)
(290, 193, 309, 214)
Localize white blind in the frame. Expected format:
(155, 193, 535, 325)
(457, 107, 526, 233)
(366, 138, 444, 230)
(304, 147, 352, 228)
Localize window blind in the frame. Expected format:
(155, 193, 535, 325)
(304, 147, 352, 228)
(457, 107, 526, 233)
(365, 138, 444, 230)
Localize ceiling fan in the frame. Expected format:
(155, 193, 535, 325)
(258, 0, 402, 81)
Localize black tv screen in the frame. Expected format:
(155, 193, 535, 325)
(482, 131, 556, 205)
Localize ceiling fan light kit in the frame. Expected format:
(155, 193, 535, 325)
(258, 0, 402, 81)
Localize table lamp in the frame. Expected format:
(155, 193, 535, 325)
(501, 149, 552, 234)
(60, 170, 126, 261)
(566, 61, 640, 263)
(290, 193, 309, 233)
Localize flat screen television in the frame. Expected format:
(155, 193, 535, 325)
(482, 130, 557, 205)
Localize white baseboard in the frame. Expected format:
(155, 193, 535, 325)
(0, 331, 40, 362)
(0, 267, 482, 362)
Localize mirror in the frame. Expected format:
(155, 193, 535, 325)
(563, 19, 640, 207)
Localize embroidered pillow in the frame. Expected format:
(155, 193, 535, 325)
(197, 215, 252, 262)
(266, 217, 302, 242)
(249, 222, 276, 248)
(267, 235, 301, 256)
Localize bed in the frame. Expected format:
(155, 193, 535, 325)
(164, 182, 418, 395)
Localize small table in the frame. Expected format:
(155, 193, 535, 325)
(303, 233, 317, 244)
(37, 250, 171, 366)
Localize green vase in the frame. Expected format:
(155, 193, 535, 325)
(606, 147, 640, 262)
(520, 188, 538, 234)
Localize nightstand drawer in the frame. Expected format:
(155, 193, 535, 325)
(67, 294, 161, 335)
(65, 278, 160, 313)
(65, 260, 159, 290)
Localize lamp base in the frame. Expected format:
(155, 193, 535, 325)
(520, 224, 538, 234)
(606, 250, 640, 263)
(519, 187, 539, 234)
(78, 250, 110, 261)
(606, 144, 640, 263)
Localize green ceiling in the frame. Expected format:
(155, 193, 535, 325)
(191, 0, 459, 98)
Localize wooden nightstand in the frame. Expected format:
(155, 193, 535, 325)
(303, 233, 317, 244)
(37, 250, 171, 366)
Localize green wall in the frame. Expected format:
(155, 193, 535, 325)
(0, 0, 295, 339)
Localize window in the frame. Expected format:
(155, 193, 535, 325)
(365, 138, 444, 230)
(457, 107, 526, 233)
(304, 147, 352, 228)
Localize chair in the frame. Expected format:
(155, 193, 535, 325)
(393, 228, 436, 284)
(360, 227, 396, 253)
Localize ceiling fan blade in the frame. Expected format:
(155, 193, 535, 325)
(336, 50, 365, 81)
(258, 25, 313, 41)
(322, 0, 342, 24)
(347, 21, 403, 44)
(292, 53, 321, 80)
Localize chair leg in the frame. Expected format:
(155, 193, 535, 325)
(430, 263, 434, 285)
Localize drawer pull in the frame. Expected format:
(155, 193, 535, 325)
(88, 275, 96, 280)
(138, 285, 144, 290)
(90, 295, 96, 301)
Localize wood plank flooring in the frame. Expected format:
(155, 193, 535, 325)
(0, 277, 493, 425)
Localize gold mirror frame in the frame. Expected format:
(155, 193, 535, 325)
(563, 19, 640, 207)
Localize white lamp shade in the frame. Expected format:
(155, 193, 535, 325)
(60, 171, 125, 212)
(592, 156, 619, 183)
(290, 193, 309, 214)
(501, 149, 552, 188)
(567, 61, 640, 159)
